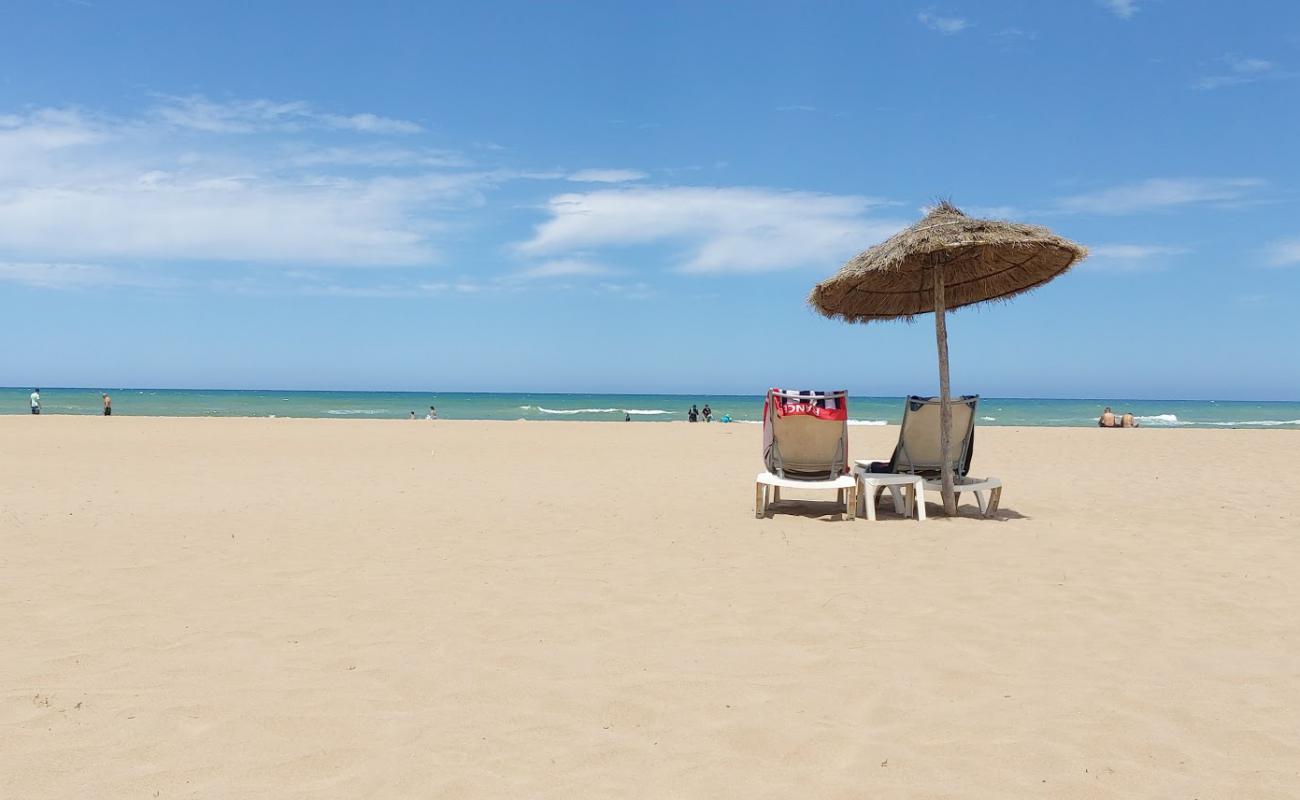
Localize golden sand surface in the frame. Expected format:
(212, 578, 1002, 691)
(2, 417, 1297, 798)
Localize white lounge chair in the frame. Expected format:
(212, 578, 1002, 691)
(860, 395, 1002, 517)
(755, 389, 857, 519)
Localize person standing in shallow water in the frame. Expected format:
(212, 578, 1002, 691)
(426, 406, 437, 420)
(30, 388, 40, 415)
(102, 393, 112, 416)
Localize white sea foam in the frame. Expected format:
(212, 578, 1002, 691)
(848, 419, 888, 426)
(623, 409, 672, 415)
(326, 409, 390, 415)
(537, 406, 619, 415)
(1134, 413, 1188, 426)
(981, 416, 996, 421)
(519, 405, 533, 410)
(1204, 419, 1300, 427)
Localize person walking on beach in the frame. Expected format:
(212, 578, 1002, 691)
(102, 393, 112, 416)
(426, 405, 437, 420)
(30, 388, 41, 415)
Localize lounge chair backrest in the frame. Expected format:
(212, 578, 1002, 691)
(889, 395, 979, 477)
(763, 389, 849, 480)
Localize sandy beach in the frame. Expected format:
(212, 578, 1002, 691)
(2, 417, 1297, 798)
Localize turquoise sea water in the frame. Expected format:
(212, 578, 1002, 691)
(4, 388, 1299, 429)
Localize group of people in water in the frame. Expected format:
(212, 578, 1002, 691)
(26, 389, 112, 416)
(686, 404, 730, 423)
(408, 406, 437, 420)
(1098, 406, 1139, 428)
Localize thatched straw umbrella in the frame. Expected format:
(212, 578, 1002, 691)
(809, 202, 1087, 516)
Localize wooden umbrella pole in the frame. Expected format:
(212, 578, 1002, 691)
(933, 262, 957, 516)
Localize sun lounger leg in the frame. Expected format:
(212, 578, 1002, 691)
(837, 488, 844, 505)
(773, 486, 781, 503)
(755, 482, 765, 518)
(845, 486, 856, 520)
(986, 486, 1002, 517)
(864, 485, 876, 520)
(975, 490, 989, 516)
(913, 485, 926, 521)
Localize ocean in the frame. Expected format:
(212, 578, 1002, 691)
(4, 388, 1299, 429)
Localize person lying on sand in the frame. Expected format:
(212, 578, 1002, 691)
(1099, 407, 1117, 428)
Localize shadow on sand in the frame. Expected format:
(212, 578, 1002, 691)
(760, 498, 1030, 523)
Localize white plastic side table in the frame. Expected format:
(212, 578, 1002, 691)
(851, 466, 926, 521)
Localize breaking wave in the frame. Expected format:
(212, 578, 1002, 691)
(326, 409, 390, 415)
(537, 407, 619, 415)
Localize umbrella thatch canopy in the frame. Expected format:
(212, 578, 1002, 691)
(810, 202, 1087, 515)
(810, 201, 1086, 323)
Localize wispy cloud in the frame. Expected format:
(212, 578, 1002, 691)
(518, 186, 903, 274)
(0, 262, 166, 290)
(152, 95, 422, 134)
(990, 28, 1038, 46)
(1057, 178, 1264, 215)
(1085, 244, 1191, 270)
(301, 280, 489, 298)
(281, 145, 469, 169)
(1195, 55, 1286, 90)
(565, 168, 647, 183)
(509, 258, 613, 280)
(917, 11, 969, 34)
(1264, 239, 1300, 267)
(0, 102, 501, 269)
(1099, 0, 1138, 19)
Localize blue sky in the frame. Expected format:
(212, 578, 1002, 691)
(2, 0, 1297, 399)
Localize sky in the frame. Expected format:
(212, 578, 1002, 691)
(1, 0, 1298, 399)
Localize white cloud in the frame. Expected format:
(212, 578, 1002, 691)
(566, 168, 647, 183)
(0, 104, 496, 268)
(518, 186, 903, 274)
(917, 12, 969, 34)
(1057, 178, 1264, 215)
(510, 259, 613, 280)
(1264, 239, 1300, 267)
(1099, 0, 1137, 19)
(1085, 244, 1191, 270)
(1195, 55, 1284, 90)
